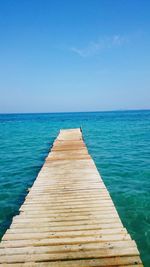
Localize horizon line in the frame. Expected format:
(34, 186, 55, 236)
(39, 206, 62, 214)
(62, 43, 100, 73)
(0, 108, 150, 115)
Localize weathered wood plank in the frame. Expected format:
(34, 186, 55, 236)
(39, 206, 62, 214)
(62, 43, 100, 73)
(0, 234, 132, 248)
(8, 224, 124, 233)
(0, 257, 143, 267)
(4, 228, 127, 240)
(11, 217, 122, 227)
(0, 240, 136, 255)
(0, 247, 140, 263)
(10, 221, 123, 229)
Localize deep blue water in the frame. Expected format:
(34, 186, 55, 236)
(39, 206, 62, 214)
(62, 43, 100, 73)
(0, 111, 149, 265)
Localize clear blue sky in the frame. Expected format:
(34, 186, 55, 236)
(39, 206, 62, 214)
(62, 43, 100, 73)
(0, 0, 150, 113)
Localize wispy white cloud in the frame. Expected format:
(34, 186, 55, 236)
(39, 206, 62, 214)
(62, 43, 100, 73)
(70, 35, 128, 57)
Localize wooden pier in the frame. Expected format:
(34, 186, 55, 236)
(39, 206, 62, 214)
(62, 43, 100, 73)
(0, 129, 143, 266)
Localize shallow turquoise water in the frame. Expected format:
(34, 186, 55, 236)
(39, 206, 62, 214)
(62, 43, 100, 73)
(0, 111, 149, 265)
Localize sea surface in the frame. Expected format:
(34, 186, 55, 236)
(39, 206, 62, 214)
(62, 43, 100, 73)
(0, 110, 149, 265)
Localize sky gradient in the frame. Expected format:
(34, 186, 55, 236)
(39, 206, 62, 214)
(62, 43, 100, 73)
(0, 0, 150, 113)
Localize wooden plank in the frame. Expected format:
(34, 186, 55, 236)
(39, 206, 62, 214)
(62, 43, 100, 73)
(0, 247, 139, 263)
(0, 240, 136, 255)
(0, 234, 132, 248)
(22, 199, 111, 205)
(19, 206, 116, 213)
(0, 128, 143, 266)
(11, 217, 122, 227)
(11, 214, 120, 223)
(10, 221, 123, 229)
(0, 257, 143, 267)
(8, 223, 124, 233)
(4, 228, 127, 240)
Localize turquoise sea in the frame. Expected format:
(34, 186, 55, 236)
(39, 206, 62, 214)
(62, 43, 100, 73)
(0, 110, 149, 265)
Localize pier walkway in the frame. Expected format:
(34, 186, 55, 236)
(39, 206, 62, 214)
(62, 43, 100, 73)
(0, 129, 143, 266)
